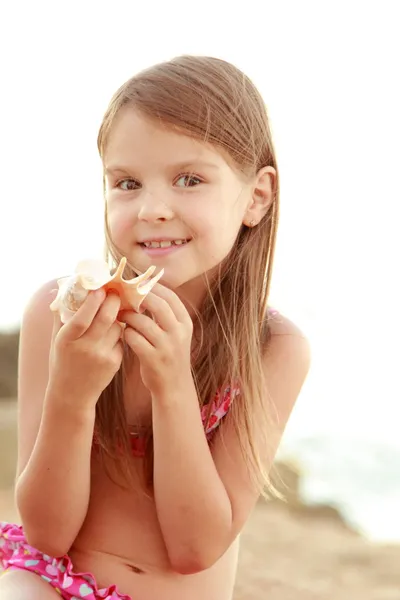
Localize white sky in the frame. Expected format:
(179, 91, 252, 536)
(0, 1, 399, 440)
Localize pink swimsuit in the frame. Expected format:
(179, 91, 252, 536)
(0, 385, 240, 600)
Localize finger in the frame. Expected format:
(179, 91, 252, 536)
(124, 326, 154, 356)
(107, 339, 124, 372)
(113, 339, 125, 362)
(63, 288, 107, 339)
(136, 293, 178, 331)
(106, 321, 125, 347)
(87, 292, 121, 339)
(143, 283, 190, 324)
(118, 312, 161, 346)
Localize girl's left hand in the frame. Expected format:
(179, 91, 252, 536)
(118, 285, 194, 397)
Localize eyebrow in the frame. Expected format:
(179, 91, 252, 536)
(104, 160, 220, 175)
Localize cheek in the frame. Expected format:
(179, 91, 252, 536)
(106, 204, 132, 243)
(189, 202, 238, 249)
(195, 222, 236, 264)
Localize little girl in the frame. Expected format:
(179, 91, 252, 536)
(0, 55, 310, 600)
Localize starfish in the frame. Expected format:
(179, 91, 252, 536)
(50, 257, 164, 323)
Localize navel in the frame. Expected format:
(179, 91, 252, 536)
(128, 564, 146, 574)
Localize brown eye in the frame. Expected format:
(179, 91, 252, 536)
(175, 174, 202, 188)
(117, 179, 140, 191)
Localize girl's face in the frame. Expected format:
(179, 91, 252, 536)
(104, 108, 253, 298)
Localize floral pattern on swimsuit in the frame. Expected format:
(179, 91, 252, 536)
(0, 523, 131, 599)
(129, 383, 240, 456)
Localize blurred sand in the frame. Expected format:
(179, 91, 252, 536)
(1, 401, 400, 599)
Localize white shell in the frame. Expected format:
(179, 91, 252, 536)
(50, 257, 164, 323)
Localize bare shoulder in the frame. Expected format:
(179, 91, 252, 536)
(264, 309, 311, 431)
(16, 279, 59, 478)
(268, 307, 309, 339)
(20, 278, 59, 354)
(265, 309, 311, 388)
(23, 278, 59, 318)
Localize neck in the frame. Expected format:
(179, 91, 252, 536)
(174, 266, 221, 319)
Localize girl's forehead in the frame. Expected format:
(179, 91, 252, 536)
(103, 108, 229, 171)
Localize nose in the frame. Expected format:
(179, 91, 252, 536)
(137, 190, 174, 223)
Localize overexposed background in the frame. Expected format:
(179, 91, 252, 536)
(0, 1, 399, 540)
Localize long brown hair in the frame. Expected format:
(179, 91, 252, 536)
(95, 55, 280, 496)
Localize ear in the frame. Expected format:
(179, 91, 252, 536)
(243, 166, 277, 227)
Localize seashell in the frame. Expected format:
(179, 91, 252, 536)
(50, 257, 164, 323)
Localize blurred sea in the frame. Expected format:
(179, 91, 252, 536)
(279, 433, 400, 542)
(276, 310, 400, 543)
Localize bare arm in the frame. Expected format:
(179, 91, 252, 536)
(16, 393, 96, 557)
(15, 281, 122, 557)
(152, 317, 311, 574)
(14, 282, 94, 556)
(152, 378, 232, 574)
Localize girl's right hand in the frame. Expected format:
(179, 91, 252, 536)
(48, 288, 124, 408)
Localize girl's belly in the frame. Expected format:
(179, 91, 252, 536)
(69, 543, 239, 600)
(68, 468, 239, 599)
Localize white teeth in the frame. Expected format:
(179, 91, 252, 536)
(142, 239, 187, 248)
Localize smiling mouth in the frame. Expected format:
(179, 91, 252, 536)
(139, 239, 190, 249)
